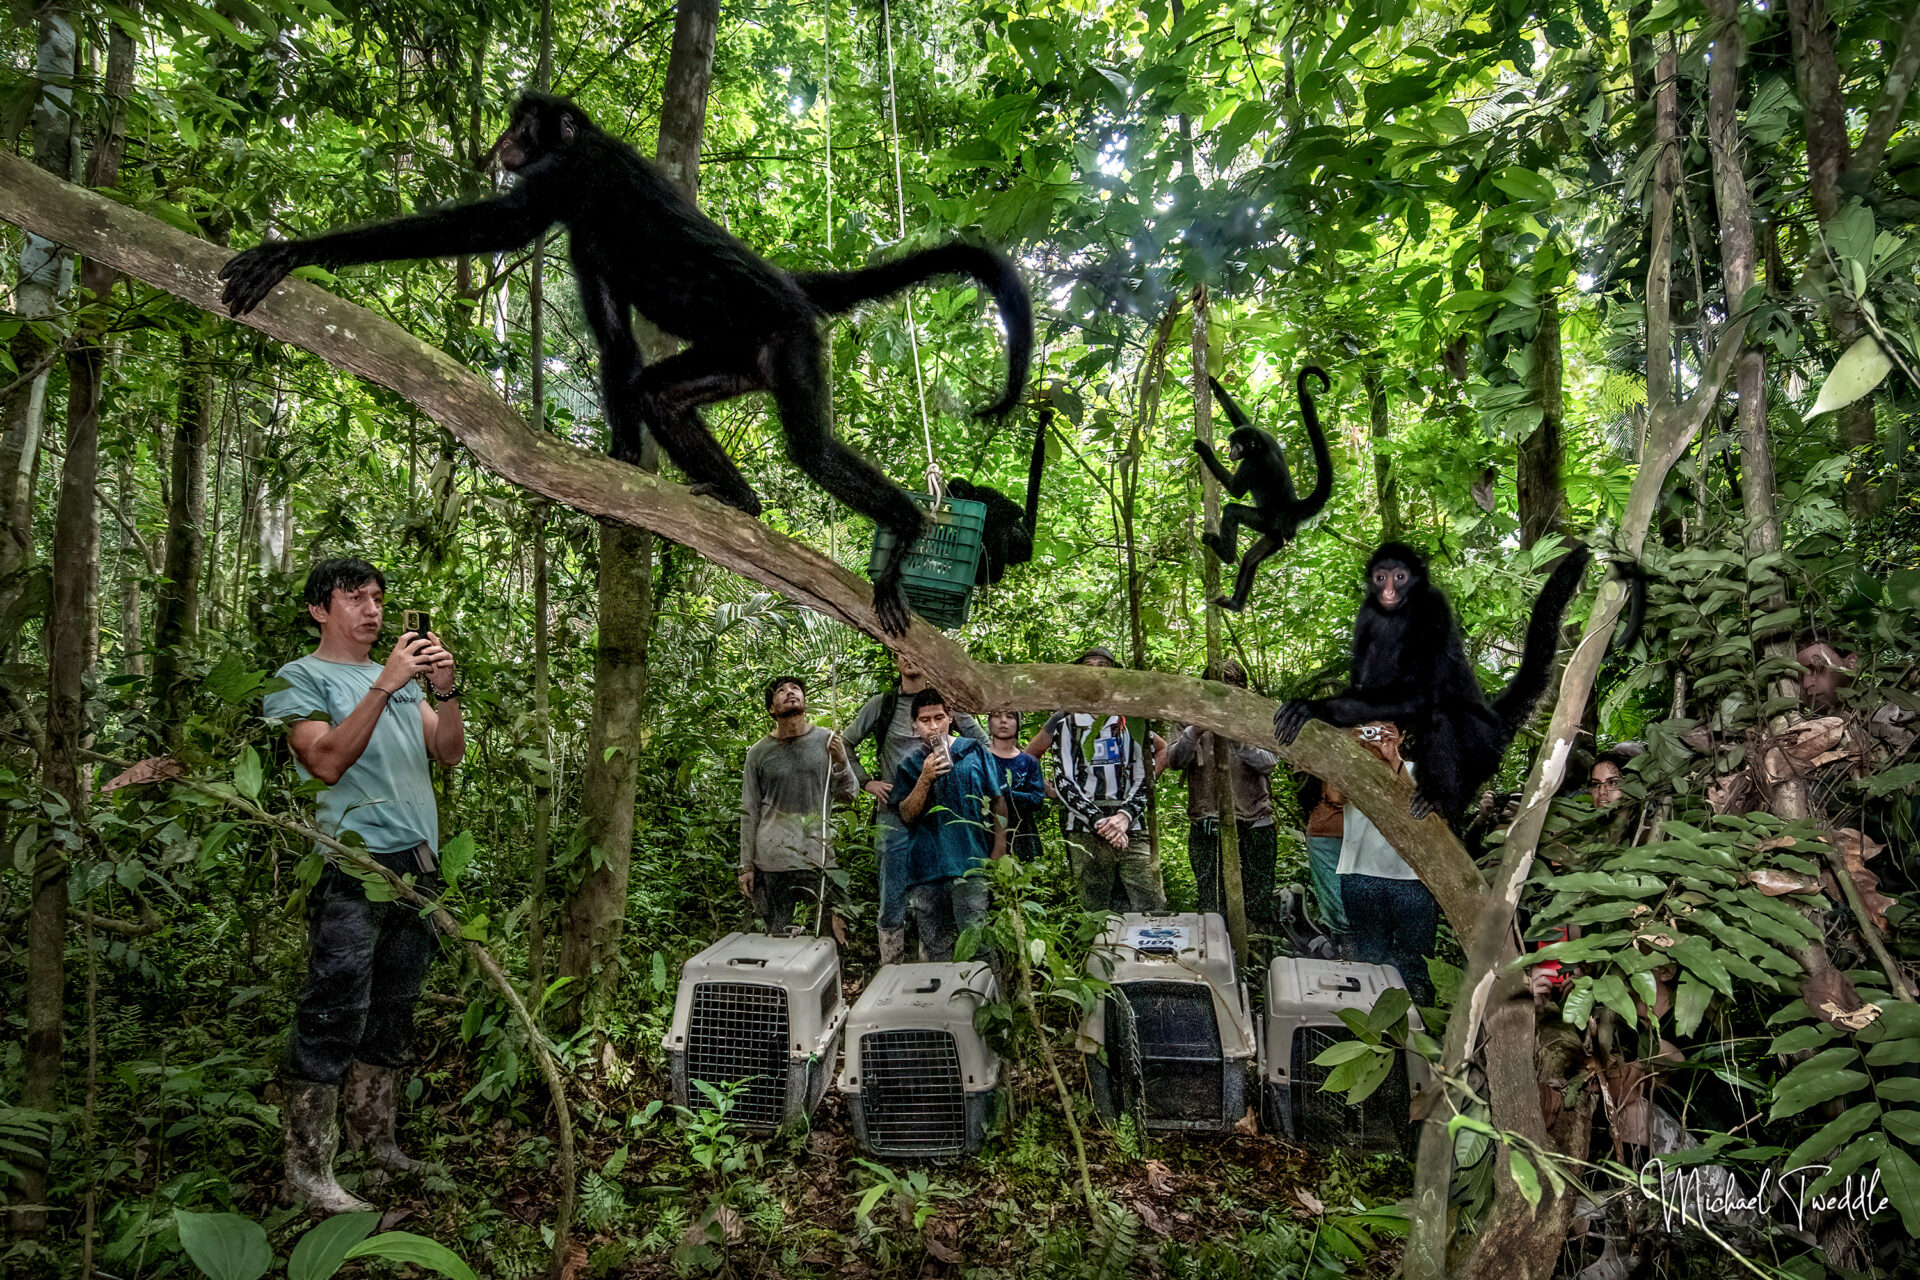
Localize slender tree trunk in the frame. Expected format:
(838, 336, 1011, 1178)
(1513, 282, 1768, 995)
(151, 336, 209, 740)
(558, 0, 718, 1027)
(1362, 364, 1401, 540)
(22, 12, 134, 1234)
(524, 0, 554, 1005)
(0, 2, 79, 611)
(1786, 0, 1879, 519)
(1518, 292, 1566, 548)
(528, 502, 552, 997)
(1706, 0, 1807, 824)
(1644, 38, 1679, 455)
(1188, 287, 1245, 960)
(116, 452, 142, 679)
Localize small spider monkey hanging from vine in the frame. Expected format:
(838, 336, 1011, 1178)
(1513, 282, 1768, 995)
(944, 400, 1051, 586)
(1194, 366, 1335, 612)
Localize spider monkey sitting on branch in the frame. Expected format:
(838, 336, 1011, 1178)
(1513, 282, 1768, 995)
(943, 402, 1050, 586)
(1193, 366, 1334, 612)
(218, 92, 1033, 637)
(1273, 542, 1592, 823)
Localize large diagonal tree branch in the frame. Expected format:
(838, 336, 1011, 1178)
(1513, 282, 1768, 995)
(0, 148, 1497, 933)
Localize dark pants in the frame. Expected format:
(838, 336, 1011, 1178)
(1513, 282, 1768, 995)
(1341, 874, 1438, 1006)
(287, 847, 441, 1085)
(907, 877, 992, 963)
(751, 867, 835, 931)
(1187, 819, 1279, 930)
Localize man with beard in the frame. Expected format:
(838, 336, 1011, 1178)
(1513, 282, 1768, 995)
(740, 675, 859, 937)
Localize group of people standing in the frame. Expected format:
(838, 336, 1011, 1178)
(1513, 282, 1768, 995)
(736, 645, 1390, 970)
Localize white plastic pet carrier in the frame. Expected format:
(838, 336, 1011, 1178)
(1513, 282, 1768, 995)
(1261, 957, 1433, 1151)
(838, 962, 1002, 1159)
(664, 933, 846, 1131)
(1077, 912, 1257, 1132)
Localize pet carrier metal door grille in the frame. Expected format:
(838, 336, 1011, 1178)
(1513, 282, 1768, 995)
(1291, 1025, 1412, 1151)
(858, 1028, 968, 1157)
(1119, 982, 1225, 1124)
(686, 982, 790, 1130)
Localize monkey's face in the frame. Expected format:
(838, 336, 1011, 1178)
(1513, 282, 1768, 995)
(493, 94, 582, 171)
(1225, 426, 1264, 462)
(1369, 559, 1415, 611)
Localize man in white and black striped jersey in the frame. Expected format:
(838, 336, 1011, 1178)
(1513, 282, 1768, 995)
(1023, 646, 1167, 914)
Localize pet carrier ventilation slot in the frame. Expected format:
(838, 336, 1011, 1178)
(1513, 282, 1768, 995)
(1076, 913, 1257, 1132)
(665, 933, 846, 1131)
(839, 962, 1002, 1158)
(1261, 957, 1432, 1152)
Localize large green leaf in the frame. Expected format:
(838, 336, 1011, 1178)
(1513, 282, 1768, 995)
(1807, 335, 1892, 418)
(1875, 1146, 1920, 1236)
(1784, 1101, 1878, 1170)
(1672, 977, 1711, 1037)
(1770, 1046, 1869, 1121)
(174, 1211, 271, 1280)
(346, 1232, 479, 1280)
(289, 1212, 380, 1280)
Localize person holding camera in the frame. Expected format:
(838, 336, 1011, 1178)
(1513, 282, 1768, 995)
(1336, 721, 1437, 1006)
(262, 558, 465, 1214)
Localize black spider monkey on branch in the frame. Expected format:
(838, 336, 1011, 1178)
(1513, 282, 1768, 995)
(1273, 541, 1594, 823)
(218, 92, 1034, 637)
(943, 400, 1050, 586)
(1193, 366, 1334, 612)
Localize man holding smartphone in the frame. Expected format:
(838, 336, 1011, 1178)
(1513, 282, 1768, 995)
(262, 558, 465, 1213)
(893, 688, 1007, 963)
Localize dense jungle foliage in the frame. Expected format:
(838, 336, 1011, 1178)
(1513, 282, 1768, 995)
(2, 0, 1919, 1275)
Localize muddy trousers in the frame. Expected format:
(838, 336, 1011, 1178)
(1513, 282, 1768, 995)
(286, 846, 441, 1085)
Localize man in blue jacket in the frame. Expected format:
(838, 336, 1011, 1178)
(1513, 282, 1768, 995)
(893, 688, 1008, 961)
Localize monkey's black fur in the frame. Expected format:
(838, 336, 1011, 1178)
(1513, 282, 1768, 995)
(219, 92, 1033, 636)
(943, 404, 1049, 586)
(1274, 542, 1593, 822)
(1193, 366, 1335, 611)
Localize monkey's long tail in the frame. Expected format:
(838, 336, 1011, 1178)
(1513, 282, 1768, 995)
(795, 243, 1034, 417)
(1491, 544, 1593, 737)
(1295, 366, 1335, 514)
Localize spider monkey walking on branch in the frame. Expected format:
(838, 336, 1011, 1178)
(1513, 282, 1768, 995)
(218, 92, 1033, 637)
(1193, 366, 1335, 612)
(1273, 542, 1593, 823)
(944, 401, 1050, 586)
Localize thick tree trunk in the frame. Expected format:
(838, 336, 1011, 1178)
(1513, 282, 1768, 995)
(556, 0, 718, 1027)
(1518, 292, 1566, 549)
(527, 502, 552, 997)
(1362, 364, 1400, 540)
(150, 336, 209, 740)
(1644, 39, 1679, 448)
(18, 13, 133, 1236)
(0, 2, 79, 613)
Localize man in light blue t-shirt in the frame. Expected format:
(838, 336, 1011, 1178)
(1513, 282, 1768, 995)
(261, 557, 464, 1214)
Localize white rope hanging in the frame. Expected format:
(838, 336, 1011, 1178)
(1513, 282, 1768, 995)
(880, 0, 941, 501)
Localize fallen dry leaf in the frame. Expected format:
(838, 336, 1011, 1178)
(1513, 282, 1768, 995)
(1133, 1200, 1170, 1236)
(1824, 1001, 1881, 1032)
(555, 1241, 590, 1280)
(1234, 1106, 1260, 1135)
(1754, 835, 1799, 854)
(1680, 724, 1714, 752)
(1143, 1159, 1174, 1194)
(1741, 869, 1822, 897)
(1293, 1188, 1326, 1215)
(1828, 828, 1895, 930)
(1706, 772, 1753, 815)
(924, 1218, 959, 1262)
(101, 755, 183, 794)
(1801, 948, 1864, 1027)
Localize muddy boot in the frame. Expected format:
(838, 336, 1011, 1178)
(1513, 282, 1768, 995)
(877, 927, 907, 967)
(283, 1079, 375, 1214)
(342, 1061, 425, 1174)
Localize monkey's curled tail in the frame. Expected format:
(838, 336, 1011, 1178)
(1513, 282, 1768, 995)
(1295, 366, 1335, 515)
(794, 244, 1034, 417)
(1491, 545, 1593, 736)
